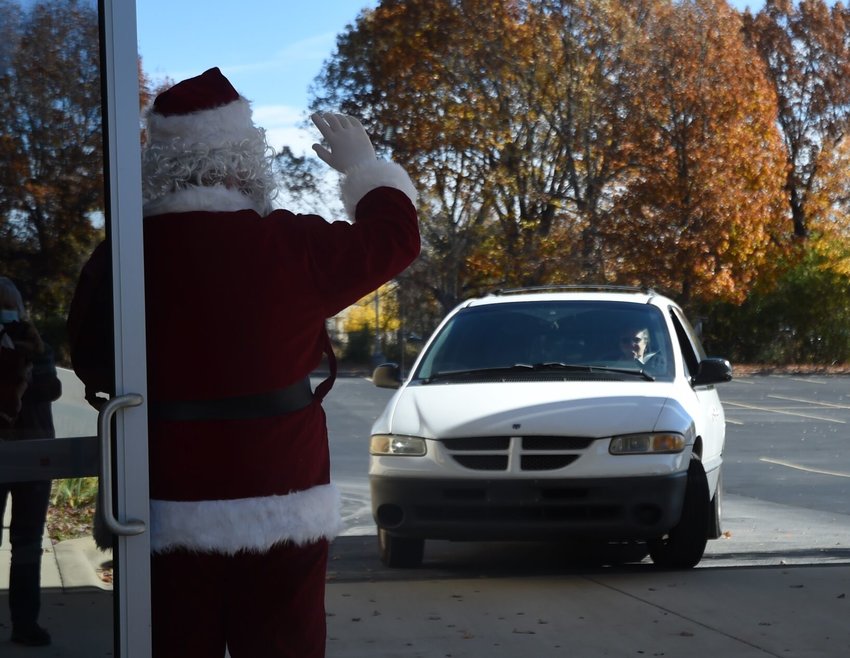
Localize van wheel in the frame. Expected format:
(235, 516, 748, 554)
(648, 457, 710, 569)
(378, 528, 425, 568)
(707, 469, 723, 539)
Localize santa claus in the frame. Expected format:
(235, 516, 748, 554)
(70, 67, 419, 657)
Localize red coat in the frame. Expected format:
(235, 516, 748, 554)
(71, 170, 419, 555)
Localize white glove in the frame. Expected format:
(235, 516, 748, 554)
(311, 112, 377, 173)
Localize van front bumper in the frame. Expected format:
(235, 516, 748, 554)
(370, 472, 687, 541)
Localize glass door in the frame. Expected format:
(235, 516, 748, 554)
(0, 0, 149, 656)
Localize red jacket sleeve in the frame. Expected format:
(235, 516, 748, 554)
(305, 186, 420, 317)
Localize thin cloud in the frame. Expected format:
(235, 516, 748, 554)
(216, 32, 337, 79)
(253, 104, 315, 156)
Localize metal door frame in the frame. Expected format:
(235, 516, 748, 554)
(101, 0, 151, 654)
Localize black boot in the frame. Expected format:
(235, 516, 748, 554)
(9, 562, 51, 646)
(11, 623, 51, 646)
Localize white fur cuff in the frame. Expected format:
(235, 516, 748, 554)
(150, 483, 342, 555)
(341, 160, 418, 220)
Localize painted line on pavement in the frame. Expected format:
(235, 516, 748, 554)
(760, 457, 850, 479)
(787, 376, 829, 385)
(767, 394, 850, 410)
(723, 400, 845, 424)
(726, 377, 755, 385)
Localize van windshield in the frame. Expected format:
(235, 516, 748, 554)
(414, 300, 674, 382)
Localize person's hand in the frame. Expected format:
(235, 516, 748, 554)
(311, 112, 377, 173)
(4, 320, 43, 357)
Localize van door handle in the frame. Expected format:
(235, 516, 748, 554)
(98, 393, 146, 536)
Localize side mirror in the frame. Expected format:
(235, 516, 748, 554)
(691, 358, 733, 387)
(372, 363, 402, 389)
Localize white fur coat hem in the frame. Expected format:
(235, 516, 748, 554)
(150, 483, 342, 555)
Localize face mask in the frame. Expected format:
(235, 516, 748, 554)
(0, 309, 20, 323)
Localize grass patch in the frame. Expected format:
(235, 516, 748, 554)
(47, 477, 97, 542)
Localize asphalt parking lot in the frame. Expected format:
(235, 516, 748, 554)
(718, 373, 850, 517)
(721, 372, 850, 426)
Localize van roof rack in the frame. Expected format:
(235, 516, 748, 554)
(490, 284, 656, 296)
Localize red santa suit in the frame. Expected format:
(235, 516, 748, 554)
(69, 69, 419, 658)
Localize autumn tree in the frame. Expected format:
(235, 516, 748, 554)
(313, 0, 599, 311)
(528, 0, 643, 281)
(0, 0, 23, 229)
(603, 0, 788, 306)
(0, 0, 104, 321)
(742, 0, 850, 240)
(812, 134, 850, 254)
(326, 0, 531, 311)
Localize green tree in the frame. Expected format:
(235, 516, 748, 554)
(706, 239, 850, 364)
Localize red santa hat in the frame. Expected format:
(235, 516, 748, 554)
(146, 67, 257, 148)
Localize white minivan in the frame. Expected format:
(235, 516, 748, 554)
(369, 286, 732, 569)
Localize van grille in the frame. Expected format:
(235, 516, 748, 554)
(442, 436, 593, 472)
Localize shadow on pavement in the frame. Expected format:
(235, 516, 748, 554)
(328, 535, 850, 584)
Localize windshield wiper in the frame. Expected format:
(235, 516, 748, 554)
(583, 365, 655, 381)
(527, 362, 655, 381)
(529, 362, 593, 372)
(423, 362, 654, 383)
(422, 364, 535, 382)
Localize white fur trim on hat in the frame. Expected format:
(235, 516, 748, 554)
(147, 97, 256, 149)
(149, 483, 342, 555)
(340, 160, 418, 220)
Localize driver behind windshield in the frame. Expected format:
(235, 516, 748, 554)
(615, 326, 667, 374)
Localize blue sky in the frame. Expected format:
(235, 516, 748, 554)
(136, 0, 760, 156)
(136, 1, 379, 155)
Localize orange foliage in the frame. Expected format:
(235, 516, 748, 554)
(601, 0, 788, 305)
(742, 0, 850, 239)
(313, 0, 822, 309)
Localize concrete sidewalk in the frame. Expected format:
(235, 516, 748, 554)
(326, 564, 850, 657)
(3, 495, 850, 657)
(324, 526, 850, 658)
(3, 550, 847, 658)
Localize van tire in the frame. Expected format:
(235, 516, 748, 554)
(648, 457, 710, 569)
(378, 528, 425, 568)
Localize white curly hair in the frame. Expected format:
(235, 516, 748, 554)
(141, 125, 279, 216)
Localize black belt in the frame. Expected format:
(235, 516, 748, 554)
(149, 377, 314, 422)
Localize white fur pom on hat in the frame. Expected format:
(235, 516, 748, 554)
(146, 67, 256, 148)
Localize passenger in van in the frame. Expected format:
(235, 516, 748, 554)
(68, 68, 419, 658)
(0, 277, 62, 647)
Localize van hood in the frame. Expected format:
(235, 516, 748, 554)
(373, 380, 689, 439)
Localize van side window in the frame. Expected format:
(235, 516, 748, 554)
(669, 307, 704, 377)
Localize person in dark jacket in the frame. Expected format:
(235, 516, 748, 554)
(0, 276, 62, 647)
(68, 68, 419, 657)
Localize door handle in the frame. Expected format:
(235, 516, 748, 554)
(98, 393, 146, 536)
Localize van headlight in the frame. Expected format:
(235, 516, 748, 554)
(609, 432, 685, 455)
(370, 434, 427, 456)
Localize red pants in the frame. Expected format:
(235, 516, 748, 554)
(150, 540, 328, 658)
